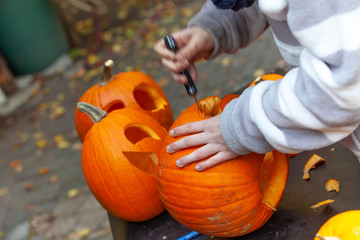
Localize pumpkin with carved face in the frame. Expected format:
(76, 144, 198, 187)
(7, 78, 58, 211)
(74, 60, 173, 142)
(157, 95, 289, 237)
(78, 102, 166, 222)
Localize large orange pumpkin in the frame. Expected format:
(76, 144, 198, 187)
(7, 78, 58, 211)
(78, 102, 166, 222)
(74, 60, 173, 141)
(314, 210, 360, 240)
(157, 96, 289, 237)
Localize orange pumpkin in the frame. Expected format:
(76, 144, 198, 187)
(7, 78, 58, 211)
(248, 73, 283, 87)
(314, 210, 360, 240)
(74, 60, 173, 142)
(78, 102, 166, 222)
(157, 96, 289, 237)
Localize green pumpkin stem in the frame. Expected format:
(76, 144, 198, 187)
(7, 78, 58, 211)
(77, 102, 107, 123)
(99, 59, 114, 86)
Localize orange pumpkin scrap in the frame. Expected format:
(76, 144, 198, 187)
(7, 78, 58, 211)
(74, 60, 173, 141)
(303, 154, 325, 180)
(157, 96, 289, 237)
(314, 210, 360, 240)
(310, 199, 335, 210)
(325, 179, 340, 192)
(78, 102, 166, 222)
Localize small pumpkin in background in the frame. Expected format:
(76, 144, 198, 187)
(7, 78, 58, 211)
(74, 60, 173, 141)
(77, 102, 166, 222)
(314, 210, 360, 240)
(157, 95, 289, 237)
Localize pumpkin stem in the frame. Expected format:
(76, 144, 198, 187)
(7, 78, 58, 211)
(99, 59, 114, 86)
(77, 102, 107, 123)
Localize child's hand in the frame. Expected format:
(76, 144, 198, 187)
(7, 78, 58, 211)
(166, 115, 239, 171)
(153, 26, 214, 84)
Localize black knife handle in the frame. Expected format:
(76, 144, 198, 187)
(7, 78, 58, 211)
(164, 35, 197, 96)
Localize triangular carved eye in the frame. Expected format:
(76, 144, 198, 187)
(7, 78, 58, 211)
(133, 83, 167, 112)
(123, 137, 162, 178)
(122, 151, 158, 178)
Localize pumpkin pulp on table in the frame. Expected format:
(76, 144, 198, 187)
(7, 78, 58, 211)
(157, 96, 289, 237)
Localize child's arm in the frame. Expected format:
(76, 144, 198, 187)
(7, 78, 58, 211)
(188, 0, 268, 59)
(221, 0, 360, 155)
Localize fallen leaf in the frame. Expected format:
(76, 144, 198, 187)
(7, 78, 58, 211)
(77, 228, 91, 238)
(310, 199, 335, 209)
(33, 132, 44, 140)
(72, 142, 83, 151)
(50, 105, 66, 120)
(49, 175, 58, 183)
(36, 139, 47, 149)
(221, 57, 231, 67)
(0, 188, 6, 197)
(12, 143, 21, 151)
(25, 182, 34, 191)
(253, 69, 265, 78)
(10, 160, 23, 172)
(57, 93, 65, 102)
(325, 179, 340, 192)
(38, 167, 51, 175)
(67, 189, 79, 198)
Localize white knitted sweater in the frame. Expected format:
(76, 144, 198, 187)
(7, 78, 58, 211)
(188, 0, 360, 159)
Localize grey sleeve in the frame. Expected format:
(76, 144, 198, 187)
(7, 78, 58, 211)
(188, 1, 268, 59)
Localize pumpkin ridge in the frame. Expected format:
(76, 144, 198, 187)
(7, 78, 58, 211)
(158, 178, 259, 192)
(164, 200, 267, 229)
(96, 125, 145, 218)
(160, 188, 260, 211)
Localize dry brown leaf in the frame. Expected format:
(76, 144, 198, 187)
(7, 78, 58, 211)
(38, 167, 51, 175)
(12, 143, 21, 151)
(25, 182, 34, 191)
(49, 175, 58, 183)
(10, 160, 23, 172)
(325, 179, 340, 192)
(310, 199, 335, 209)
(303, 154, 325, 180)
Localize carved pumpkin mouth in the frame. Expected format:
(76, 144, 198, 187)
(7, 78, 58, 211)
(199, 96, 223, 117)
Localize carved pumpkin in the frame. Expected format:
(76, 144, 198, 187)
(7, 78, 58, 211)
(157, 96, 289, 237)
(74, 60, 173, 142)
(77, 102, 166, 222)
(314, 210, 360, 240)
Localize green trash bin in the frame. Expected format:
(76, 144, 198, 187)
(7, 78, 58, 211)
(0, 0, 69, 75)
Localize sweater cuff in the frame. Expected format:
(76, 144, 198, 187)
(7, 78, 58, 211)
(220, 99, 252, 154)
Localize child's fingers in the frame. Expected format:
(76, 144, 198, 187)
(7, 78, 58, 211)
(195, 151, 239, 171)
(153, 40, 176, 60)
(166, 132, 207, 153)
(170, 120, 204, 137)
(176, 144, 218, 168)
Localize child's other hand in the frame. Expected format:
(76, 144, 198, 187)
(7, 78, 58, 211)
(153, 26, 214, 84)
(166, 115, 239, 171)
